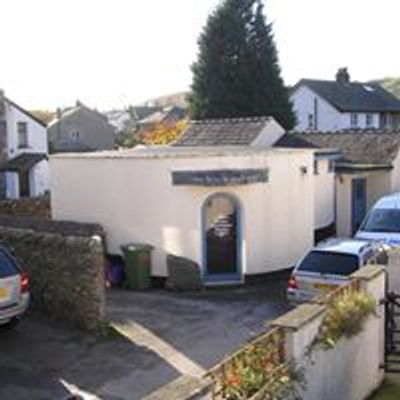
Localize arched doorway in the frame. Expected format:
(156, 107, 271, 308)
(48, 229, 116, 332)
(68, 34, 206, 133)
(202, 193, 241, 282)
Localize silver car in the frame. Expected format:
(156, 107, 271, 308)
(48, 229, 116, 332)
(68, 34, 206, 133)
(0, 247, 29, 327)
(287, 239, 383, 303)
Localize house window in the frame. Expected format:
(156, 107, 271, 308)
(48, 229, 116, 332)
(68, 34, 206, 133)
(328, 160, 335, 173)
(366, 113, 374, 128)
(17, 122, 28, 148)
(380, 114, 388, 129)
(314, 160, 319, 175)
(350, 113, 359, 128)
(70, 131, 80, 141)
(308, 114, 314, 130)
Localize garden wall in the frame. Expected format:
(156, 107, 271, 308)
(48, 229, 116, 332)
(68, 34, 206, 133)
(273, 265, 385, 400)
(0, 219, 106, 330)
(179, 265, 386, 400)
(387, 248, 400, 293)
(0, 196, 51, 218)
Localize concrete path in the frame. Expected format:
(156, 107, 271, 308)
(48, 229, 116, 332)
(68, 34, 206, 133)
(0, 281, 290, 400)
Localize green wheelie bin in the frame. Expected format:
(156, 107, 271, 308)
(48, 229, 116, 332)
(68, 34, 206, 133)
(121, 243, 154, 290)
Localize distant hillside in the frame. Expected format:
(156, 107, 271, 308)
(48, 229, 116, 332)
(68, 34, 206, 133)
(374, 77, 400, 99)
(30, 110, 55, 125)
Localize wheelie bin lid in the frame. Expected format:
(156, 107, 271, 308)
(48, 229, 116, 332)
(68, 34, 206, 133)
(121, 243, 154, 252)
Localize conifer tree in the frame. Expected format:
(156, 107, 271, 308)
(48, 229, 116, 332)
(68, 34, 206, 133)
(189, 0, 295, 130)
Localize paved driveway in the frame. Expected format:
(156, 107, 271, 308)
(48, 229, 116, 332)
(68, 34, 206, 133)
(0, 279, 290, 400)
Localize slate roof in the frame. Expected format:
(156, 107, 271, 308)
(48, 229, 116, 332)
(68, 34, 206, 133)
(132, 106, 162, 121)
(0, 153, 47, 173)
(275, 130, 400, 167)
(173, 117, 273, 147)
(140, 106, 186, 125)
(294, 79, 400, 113)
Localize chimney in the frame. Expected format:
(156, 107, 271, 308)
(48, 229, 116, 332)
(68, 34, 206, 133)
(336, 68, 350, 84)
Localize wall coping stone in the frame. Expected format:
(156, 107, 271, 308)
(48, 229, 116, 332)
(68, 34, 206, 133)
(142, 375, 213, 400)
(270, 303, 325, 331)
(0, 215, 104, 238)
(351, 265, 385, 281)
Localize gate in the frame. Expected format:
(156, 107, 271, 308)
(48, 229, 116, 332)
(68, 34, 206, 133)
(384, 291, 400, 373)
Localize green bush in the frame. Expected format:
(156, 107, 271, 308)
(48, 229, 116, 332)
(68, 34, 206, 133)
(316, 291, 376, 350)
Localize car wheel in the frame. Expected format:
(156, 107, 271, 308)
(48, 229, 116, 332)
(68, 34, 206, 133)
(0, 317, 20, 331)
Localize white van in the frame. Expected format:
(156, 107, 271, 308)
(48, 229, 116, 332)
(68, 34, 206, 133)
(356, 193, 400, 246)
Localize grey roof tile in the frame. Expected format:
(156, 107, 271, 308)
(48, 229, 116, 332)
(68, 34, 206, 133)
(173, 117, 272, 147)
(276, 129, 400, 166)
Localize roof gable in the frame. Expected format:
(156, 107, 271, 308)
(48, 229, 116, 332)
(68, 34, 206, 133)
(49, 104, 115, 130)
(293, 79, 400, 113)
(5, 98, 47, 128)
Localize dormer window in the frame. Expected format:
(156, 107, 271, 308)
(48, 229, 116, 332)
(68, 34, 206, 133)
(350, 113, 359, 128)
(17, 122, 28, 148)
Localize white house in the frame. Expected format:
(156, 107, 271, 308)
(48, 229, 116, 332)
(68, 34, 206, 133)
(0, 90, 49, 199)
(291, 68, 400, 132)
(51, 145, 315, 284)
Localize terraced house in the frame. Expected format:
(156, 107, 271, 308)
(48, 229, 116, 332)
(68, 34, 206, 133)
(291, 68, 400, 132)
(0, 90, 49, 199)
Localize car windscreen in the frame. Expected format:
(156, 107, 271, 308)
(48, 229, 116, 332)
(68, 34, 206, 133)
(0, 250, 18, 278)
(361, 208, 400, 233)
(297, 251, 359, 276)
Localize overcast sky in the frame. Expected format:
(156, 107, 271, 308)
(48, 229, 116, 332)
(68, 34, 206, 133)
(1, 0, 399, 110)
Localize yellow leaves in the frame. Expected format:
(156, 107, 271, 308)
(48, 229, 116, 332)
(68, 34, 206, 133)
(316, 291, 376, 350)
(141, 120, 188, 145)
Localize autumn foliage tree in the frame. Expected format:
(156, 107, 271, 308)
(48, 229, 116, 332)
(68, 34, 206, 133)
(141, 120, 188, 145)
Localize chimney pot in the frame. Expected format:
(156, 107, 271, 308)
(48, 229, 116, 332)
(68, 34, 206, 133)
(336, 68, 350, 84)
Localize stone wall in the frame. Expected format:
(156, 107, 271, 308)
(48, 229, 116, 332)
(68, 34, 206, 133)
(0, 221, 106, 330)
(0, 196, 51, 218)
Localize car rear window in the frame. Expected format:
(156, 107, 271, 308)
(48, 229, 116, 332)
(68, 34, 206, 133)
(361, 209, 400, 233)
(297, 251, 359, 276)
(0, 250, 18, 278)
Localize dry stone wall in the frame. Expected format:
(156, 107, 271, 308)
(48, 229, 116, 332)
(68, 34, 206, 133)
(0, 223, 106, 330)
(0, 196, 51, 218)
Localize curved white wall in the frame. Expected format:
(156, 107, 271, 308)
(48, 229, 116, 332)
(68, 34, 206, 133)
(51, 149, 315, 277)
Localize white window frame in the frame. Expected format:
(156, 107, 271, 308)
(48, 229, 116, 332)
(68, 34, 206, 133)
(350, 113, 359, 128)
(308, 114, 314, 130)
(17, 122, 28, 148)
(366, 113, 374, 128)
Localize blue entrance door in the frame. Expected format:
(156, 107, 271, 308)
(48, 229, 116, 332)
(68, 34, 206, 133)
(203, 193, 241, 282)
(352, 178, 367, 234)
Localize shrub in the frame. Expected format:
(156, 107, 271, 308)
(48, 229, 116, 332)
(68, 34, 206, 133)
(316, 291, 376, 350)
